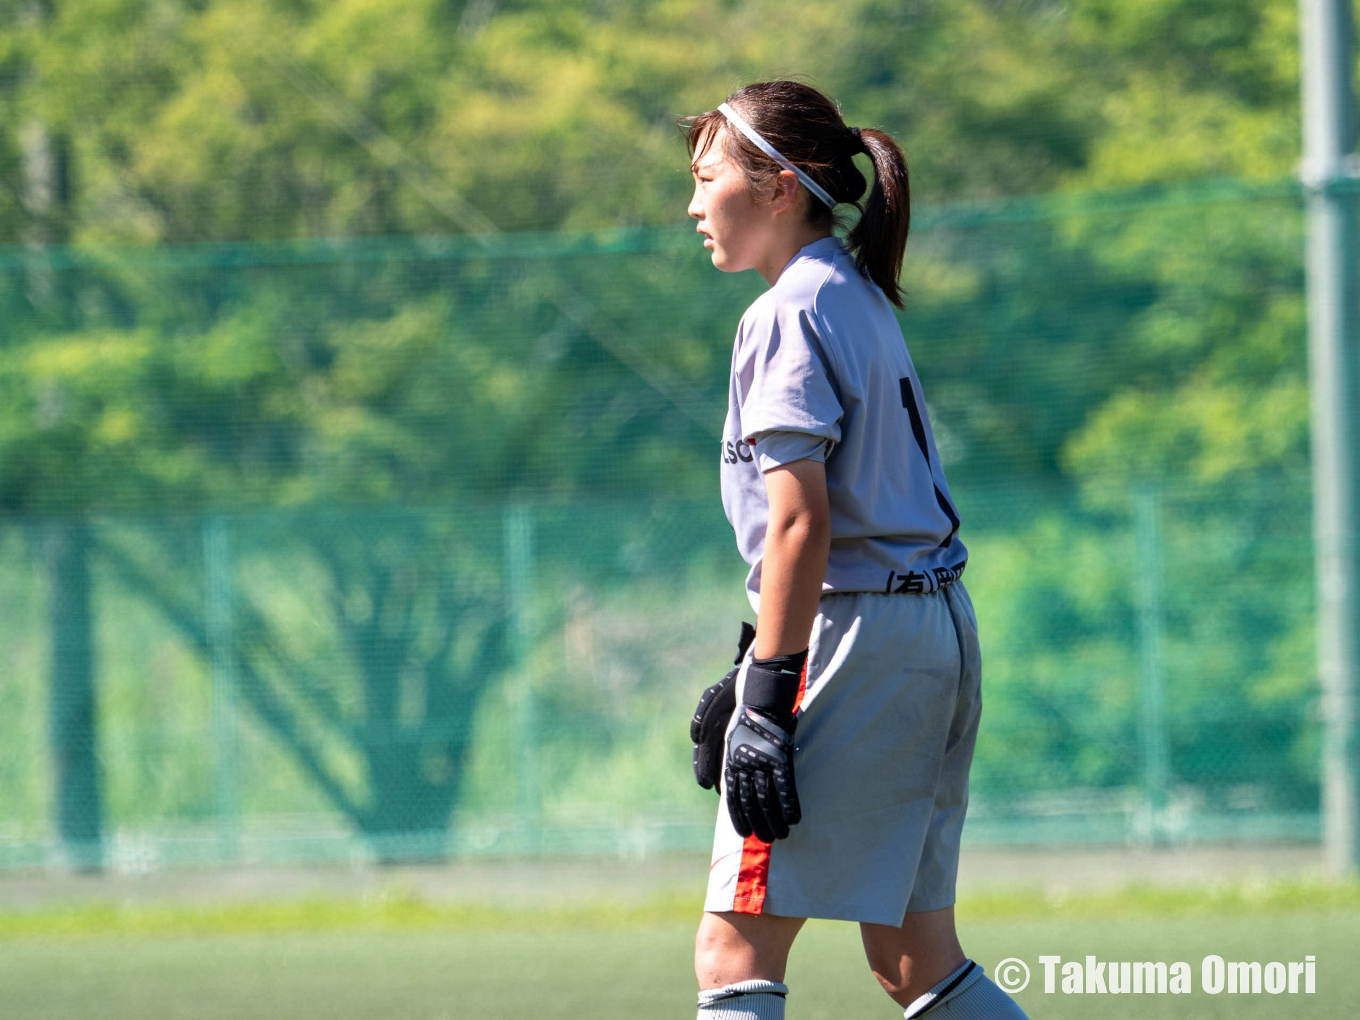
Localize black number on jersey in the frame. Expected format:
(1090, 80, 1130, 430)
(900, 377, 960, 549)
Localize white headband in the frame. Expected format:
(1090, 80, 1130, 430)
(718, 102, 837, 211)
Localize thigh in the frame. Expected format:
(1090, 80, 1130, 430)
(906, 582, 982, 912)
(695, 910, 807, 989)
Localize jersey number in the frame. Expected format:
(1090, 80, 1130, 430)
(900, 377, 960, 549)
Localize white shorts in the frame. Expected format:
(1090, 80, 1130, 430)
(704, 581, 982, 926)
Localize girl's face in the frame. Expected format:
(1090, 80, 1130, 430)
(687, 127, 777, 274)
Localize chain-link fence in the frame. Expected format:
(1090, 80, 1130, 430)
(0, 179, 1327, 870)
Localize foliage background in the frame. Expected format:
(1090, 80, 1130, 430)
(0, 0, 1342, 866)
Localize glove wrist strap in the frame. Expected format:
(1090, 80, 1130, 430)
(744, 649, 807, 716)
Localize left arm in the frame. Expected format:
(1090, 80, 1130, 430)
(720, 456, 828, 843)
(753, 458, 831, 659)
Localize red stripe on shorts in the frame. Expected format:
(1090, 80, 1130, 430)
(732, 834, 771, 913)
(731, 656, 809, 915)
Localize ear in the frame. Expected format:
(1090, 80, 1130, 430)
(770, 169, 802, 216)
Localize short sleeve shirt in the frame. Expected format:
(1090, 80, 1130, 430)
(720, 236, 968, 614)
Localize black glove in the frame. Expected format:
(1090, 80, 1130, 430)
(691, 621, 756, 790)
(725, 649, 806, 843)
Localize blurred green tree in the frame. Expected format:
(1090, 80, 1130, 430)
(0, 0, 1325, 849)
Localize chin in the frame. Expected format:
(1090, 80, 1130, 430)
(710, 251, 741, 273)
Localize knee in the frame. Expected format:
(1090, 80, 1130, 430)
(695, 912, 801, 989)
(861, 910, 965, 1005)
(864, 954, 915, 1007)
(862, 945, 967, 1008)
(862, 936, 918, 1003)
(694, 922, 727, 984)
(695, 915, 751, 987)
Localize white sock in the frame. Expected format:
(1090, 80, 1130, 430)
(697, 978, 788, 1019)
(903, 959, 1030, 1018)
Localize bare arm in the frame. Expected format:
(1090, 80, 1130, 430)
(752, 457, 831, 660)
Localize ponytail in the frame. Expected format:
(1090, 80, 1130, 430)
(846, 129, 911, 309)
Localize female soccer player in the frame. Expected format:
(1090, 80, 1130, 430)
(684, 81, 1031, 1020)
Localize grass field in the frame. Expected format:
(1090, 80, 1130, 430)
(2, 872, 1358, 1019)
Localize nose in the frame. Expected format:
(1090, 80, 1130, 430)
(688, 182, 703, 221)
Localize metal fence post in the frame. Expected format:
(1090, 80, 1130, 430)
(504, 501, 541, 850)
(1300, 0, 1360, 878)
(44, 521, 103, 873)
(1134, 482, 1171, 845)
(204, 516, 241, 864)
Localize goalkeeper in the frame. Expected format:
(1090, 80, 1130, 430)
(684, 81, 1029, 1020)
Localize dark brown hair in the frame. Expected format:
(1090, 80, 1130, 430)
(681, 80, 911, 308)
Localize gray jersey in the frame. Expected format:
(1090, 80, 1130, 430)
(720, 235, 967, 614)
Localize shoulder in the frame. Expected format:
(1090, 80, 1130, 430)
(780, 239, 888, 329)
(771, 240, 839, 320)
(804, 242, 893, 328)
(752, 242, 888, 364)
(738, 241, 838, 338)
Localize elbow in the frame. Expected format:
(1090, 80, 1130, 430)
(767, 509, 831, 545)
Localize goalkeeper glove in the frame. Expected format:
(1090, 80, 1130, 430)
(724, 649, 805, 844)
(690, 620, 756, 791)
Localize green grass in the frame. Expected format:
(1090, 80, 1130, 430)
(1, 880, 1357, 1018)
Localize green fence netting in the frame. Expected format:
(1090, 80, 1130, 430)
(0, 179, 1328, 870)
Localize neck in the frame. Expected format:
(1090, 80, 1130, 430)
(756, 226, 835, 287)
